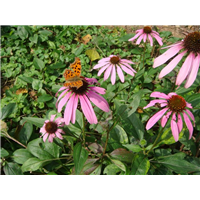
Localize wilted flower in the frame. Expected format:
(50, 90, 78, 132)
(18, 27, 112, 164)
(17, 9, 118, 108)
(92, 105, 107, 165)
(144, 92, 195, 142)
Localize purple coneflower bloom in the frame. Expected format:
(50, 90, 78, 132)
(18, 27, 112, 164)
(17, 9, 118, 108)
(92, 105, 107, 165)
(153, 32, 200, 88)
(128, 26, 163, 46)
(40, 114, 65, 143)
(93, 55, 136, 85)
(56, 78, 109, 125)
(144, 92, 195, 142)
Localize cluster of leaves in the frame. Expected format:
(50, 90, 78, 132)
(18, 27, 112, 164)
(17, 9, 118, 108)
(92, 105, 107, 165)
(1, 25, 200, 175)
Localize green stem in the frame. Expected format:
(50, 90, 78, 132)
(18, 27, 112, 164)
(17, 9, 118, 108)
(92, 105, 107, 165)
(2, 132, 27, 148)
(82, 113, 86, 147)
(146, 127, 164, 156)
(142, 43, 146, 69)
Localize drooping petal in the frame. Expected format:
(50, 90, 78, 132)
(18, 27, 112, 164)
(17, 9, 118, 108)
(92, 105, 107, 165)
(128, 30, 143, 42)
(98, 57, 110, 63)
(177, 113, 183, 133)
(93, 62, 108, 69)
(55, 130, 63, 140)
(57, 91, 72, 113)
(64, 93, 75, 125)
(143, 99, 167, 109)
(85, 78, 99, 85)
(120, 62, 137, 73)
(55, 86, 67, 97)
(103, 65, 113, 81)
(79, 95, 97, 124)
(120, 64, 134, 76)
(185, 53, 200, 88)
(43, 133, 48, 142)
(184, 109, 195, 123)
(150, 91, 170, 99)
(55, 117, 65, 125)
(136, 34, 144, 45)
(97, 63, 111, 76)
(89, 86, 106, 95)
(153, 44, 183, 68)
(110, 65, 116, 85)
(176, 52, 194, 86)
(171, 113, 179, 142)
(143, 33, 147, 42)
(71, 94, 79, 124)
(161, 111, 172, 127)
(183, 112, 193, 139)
(56, 88, 69, 107)
(116, 65, 124, 82)
(146, 107, 168, 130)
(86, 90, 109, 112)
(151, 32, 163, 46)
(48, 134, 55, 143)
(159, 51, 186, 78)
(120, 59, 135, 65)
(40, 126, 46, 134)
(148, 34, 153, 46)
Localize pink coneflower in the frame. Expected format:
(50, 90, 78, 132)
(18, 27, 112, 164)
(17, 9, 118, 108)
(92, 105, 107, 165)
(128, 26, 163, 46)
(56, 78, 109, 125)
(93, 55, 136, 85)
(40, 114, 65, 143)
(153, 32, 200, 88)
(144, 92, 195, 142)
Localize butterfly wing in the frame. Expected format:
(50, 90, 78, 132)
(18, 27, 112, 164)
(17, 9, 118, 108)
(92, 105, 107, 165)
(69, 57, 81, 76)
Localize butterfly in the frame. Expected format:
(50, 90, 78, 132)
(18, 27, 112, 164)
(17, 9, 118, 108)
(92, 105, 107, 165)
(63, 57, 84, 89)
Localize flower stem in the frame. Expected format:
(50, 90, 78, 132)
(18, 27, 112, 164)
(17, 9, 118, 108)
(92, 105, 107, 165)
(82, 114, 86, 147)
(146, 127, 164, 156)
(142, 43, 146, 69)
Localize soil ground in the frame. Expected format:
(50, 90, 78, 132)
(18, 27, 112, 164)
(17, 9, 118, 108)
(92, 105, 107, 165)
(106, 25, 200, 38)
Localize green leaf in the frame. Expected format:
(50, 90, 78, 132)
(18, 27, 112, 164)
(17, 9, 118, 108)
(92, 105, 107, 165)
(39, 30, 52, 36)
(49, 62, 66, 69)
(4, 162, 23, 175)
(23, 117, 46, 127)
(156, 152, 200, 173)
(42, 141, 61, 158)
(73, 142, 88, 175)
(109, 158, 126, 172)
(123, 144, 143, 153)
(29, 34, 38, 43)
(18, 75, 33, 84)
(17, 26, 28, 40)
(0, 103, 17, 120)
(13, 149, 33, 164)
(47, 41, 56, 49)
(103, 164, 122, 175)
(32, 79, 43, 90)
(33, 58, 45, 70)
(110, 125, 129, 144)
(0, 148, 9, 157)
(37, 94, 53, 102)
(19, 122, 33, 145)
(118, 34, 135, 42)
(110, 148, 134, 163)
(21, 157, 49, 172)
(130, 154, 150, 175)
(27, 138, 53, 160)
(75, 44, 84, 56)
(125, 113, 144, 140)
(85, 48, 100, 61)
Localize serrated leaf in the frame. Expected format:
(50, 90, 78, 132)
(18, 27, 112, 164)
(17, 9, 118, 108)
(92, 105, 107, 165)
(85, 48, 100, 61)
